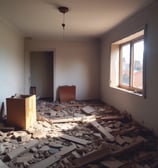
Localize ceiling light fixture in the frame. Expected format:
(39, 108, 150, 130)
(58, 6, 69, 31)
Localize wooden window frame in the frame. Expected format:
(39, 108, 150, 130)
(119, 36, 144, 94)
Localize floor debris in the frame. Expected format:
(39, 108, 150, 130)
(0, 100, 157, 167)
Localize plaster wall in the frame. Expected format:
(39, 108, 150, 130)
(100, 1, 158, 135)
(25, 39, 100, 101)
(0, 21, 24, 113)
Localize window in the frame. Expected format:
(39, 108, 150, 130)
(119, 38, 144, 92)
(110, 29, 145, 96)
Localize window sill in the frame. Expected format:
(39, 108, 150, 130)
(110, 86, 143, 97)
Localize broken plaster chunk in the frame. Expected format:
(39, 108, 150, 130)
(7, 139, 38, 160)
(0, 143, 5, 154)
(122, 136, 134, 144)
(49, 110, 58, 116)
(82, 106, 96, 114)
(30, 144, 76, 168)
(101, 157, 126, 168)
(30, 147, 38, 153)
(39, 145, 50, 152)
(0, 136, 4, 142)
(42, 121, 51, 128)
(0, 160, 9, 168)
(49, 147, 59, 154)
(115, 135, 126, 146)
(17, 134, 32, 142)
(32, 130, 47, 139)
(72, 151, 81, 158)
(49, 142, 63, 148)
(11, 131, 32, 142)
(114, 121, 122, 128)
(75, 132, 83, 137)
(16, 153, 34, 163)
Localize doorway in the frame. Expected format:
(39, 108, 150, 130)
(30, 51, 54, 101)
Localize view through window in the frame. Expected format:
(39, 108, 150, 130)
(110, 29, 145, 95)
(119, 38, 144, 92)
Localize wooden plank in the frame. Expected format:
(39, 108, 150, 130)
(73, 136, 146, 167)
(119, 126, 137, 135)
(101, 157, 126, 168)
(101, 115, 124, 121)
(59, 133, 91, 145)
(0, 160, 9, 168)
(53, 115, 96, 123)
(73, 145, 110, 168)
(90, 121, 115, 142)
(7, 139, 38, 160)
(112, 136, 146, 157)
(31, 144, 76, 168)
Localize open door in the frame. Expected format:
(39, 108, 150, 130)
(30, 51, 54, 101)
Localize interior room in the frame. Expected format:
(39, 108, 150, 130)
(0, 0, 158, 167)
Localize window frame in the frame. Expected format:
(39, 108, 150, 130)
(118, 36, 144, 94)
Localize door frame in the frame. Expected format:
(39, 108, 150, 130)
(29, 49, 56, 101)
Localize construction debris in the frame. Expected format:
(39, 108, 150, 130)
(7, 139, 39, 160)
(30, 144, 76, 168)
(82, 105, 96, 114)
(0, 160, 9, 168)
(0, 100, 157, 168)
(101, 157, 126, 168)
(90, 121, 115, 142)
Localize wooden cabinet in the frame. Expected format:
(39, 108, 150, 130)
(59, 85, 76, 102)
(6, 95, 36, 129)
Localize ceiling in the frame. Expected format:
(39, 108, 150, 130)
(0, 0, 155, 40)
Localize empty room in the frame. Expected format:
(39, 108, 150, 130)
(0, 0, 158, 167)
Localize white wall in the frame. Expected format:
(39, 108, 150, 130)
(24, 39, 100, 101)
(100, 1, 158, 135)
(0, 20, 24, 113)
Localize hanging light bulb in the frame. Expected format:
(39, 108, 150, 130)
(58, 6, 69, 32)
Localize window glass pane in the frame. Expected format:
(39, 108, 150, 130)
(121, 44, 130, 85)
(133, 40, 144, 89)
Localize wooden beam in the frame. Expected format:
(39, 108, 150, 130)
(31, 144, 76, 168)
(59, 133, 91, 145)
(119, 126, 137, 136)
(73, 145, 110, 168)
(112, 136, 146, 157)
(90, 121, 115, 142)
(73, 136, 146, 167)
(101, 115, 125, 121)
(53, 115, 96, 123)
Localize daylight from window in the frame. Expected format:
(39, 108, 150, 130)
(121, 43, 130, 86)
(133, 40, 144, 89)
(120, 40, 144, 90)
(110, 29, 145, 95)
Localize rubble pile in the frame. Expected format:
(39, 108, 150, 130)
(0, 100, 158, 168)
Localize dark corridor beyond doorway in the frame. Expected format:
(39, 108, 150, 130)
(30, 51, 54, 100)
